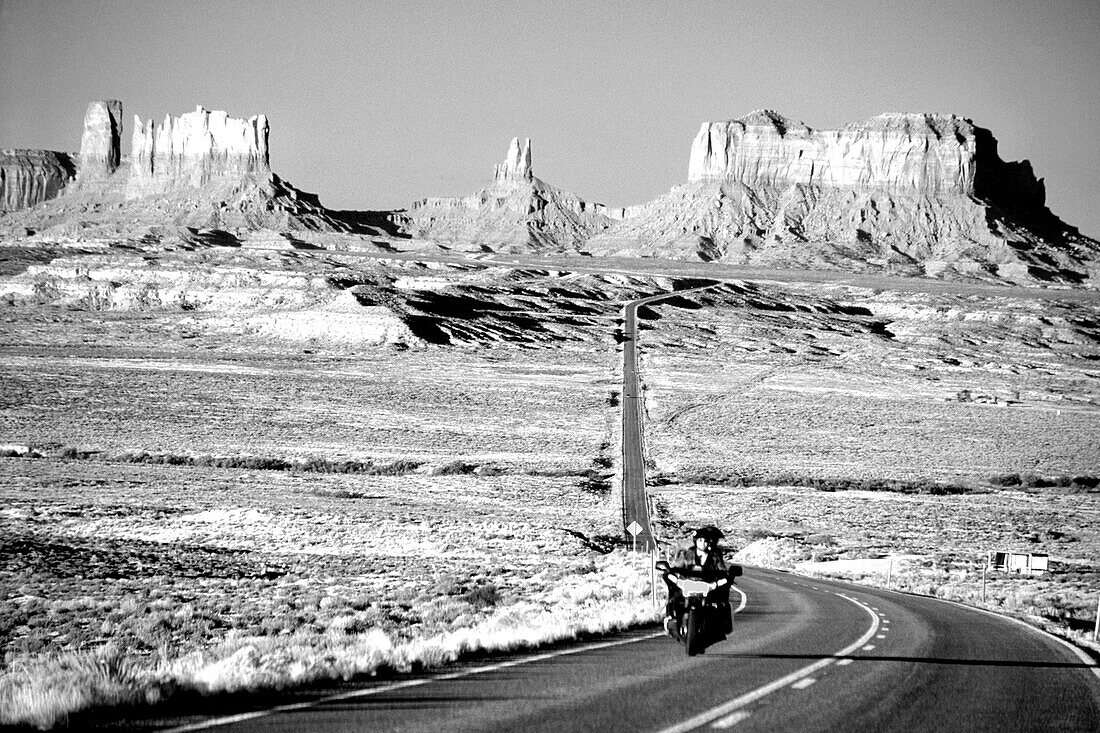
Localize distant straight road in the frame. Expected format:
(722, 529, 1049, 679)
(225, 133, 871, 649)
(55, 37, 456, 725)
(619, 292, 654, 552)
(618, 284, 721, 552)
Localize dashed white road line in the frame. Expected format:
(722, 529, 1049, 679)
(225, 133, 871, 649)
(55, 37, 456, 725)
(791, 678, 817, 690)
(655, 593, 881, 733)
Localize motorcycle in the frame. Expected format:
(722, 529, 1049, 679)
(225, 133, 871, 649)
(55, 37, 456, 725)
(655, 561, 742, 656)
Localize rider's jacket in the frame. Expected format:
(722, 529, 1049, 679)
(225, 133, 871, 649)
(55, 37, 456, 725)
(670, 546, 730, 578)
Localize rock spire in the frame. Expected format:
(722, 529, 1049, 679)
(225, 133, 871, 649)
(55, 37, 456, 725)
(493, 137, 532, 184)
(403, 137, 613, 250)
(77, 100, 123, 182)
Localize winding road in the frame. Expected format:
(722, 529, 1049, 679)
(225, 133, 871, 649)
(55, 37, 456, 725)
(119, 250, 1100, 731)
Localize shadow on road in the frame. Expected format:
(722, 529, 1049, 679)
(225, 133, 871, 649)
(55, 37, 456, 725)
(703, 651, 1099, 669)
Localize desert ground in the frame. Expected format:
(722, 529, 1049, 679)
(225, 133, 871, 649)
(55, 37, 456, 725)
(1, 242, 1098, 727)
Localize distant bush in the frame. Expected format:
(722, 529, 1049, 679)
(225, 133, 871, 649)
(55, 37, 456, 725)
(369, 459, 423, 475)
(987, 473, 1099, 492)
(526, 467, 598, 478)
(430, 460, 477, 476)
(460, 583, 501, 609)
(56, 447, 430, 476)
(676, 470, 975, 495)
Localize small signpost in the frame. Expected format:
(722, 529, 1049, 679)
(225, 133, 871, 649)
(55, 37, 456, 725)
(627, 521, 643, 553)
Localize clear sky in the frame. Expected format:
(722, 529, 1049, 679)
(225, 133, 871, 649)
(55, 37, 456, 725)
(2, 0, 1098, 238)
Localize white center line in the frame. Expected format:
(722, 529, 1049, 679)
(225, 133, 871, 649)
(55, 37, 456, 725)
(791, 678, 817, 690)
(655, 593, 881, 733)
(862, 644, 876, 651)
(836, 659, 854, 666)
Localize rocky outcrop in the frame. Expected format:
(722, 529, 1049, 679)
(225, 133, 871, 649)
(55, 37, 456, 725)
(77, 100, 123, 182)
(586, 111, 1099, 283)
(128, 106, 270, 197)
(401, 138, 614, 251)
(0, 150, 75, 213)
(0, 101, 397, 238)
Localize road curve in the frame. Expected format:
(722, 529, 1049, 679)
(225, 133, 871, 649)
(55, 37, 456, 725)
(147, 570, 1100, 732)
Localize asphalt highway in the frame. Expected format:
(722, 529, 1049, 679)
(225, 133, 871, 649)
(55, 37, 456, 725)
(156, 570, 1100, 732)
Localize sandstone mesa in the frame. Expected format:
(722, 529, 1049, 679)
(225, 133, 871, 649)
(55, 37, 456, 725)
(585, 110, 1095, 283)
(0, 101, 1097, 284)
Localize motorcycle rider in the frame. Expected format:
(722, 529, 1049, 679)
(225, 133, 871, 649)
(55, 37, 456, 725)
(662, 525, 736, 637)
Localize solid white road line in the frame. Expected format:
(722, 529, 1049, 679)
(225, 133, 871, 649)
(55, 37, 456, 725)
(710, 710, 752, 728)
(732, 585, 748, 615)
(655, 592, 881, 733)
(160, 630, 668, 732)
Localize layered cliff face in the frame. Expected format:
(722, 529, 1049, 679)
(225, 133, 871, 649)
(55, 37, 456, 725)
(686, 111, 986, 194)
(0, 150, 76, 213)
(400, 138, 616, 251)
(128, 106, 270, 197)
(587, 111, 1097, 283)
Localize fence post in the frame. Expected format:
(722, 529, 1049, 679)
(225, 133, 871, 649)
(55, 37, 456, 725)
(1093, 596, 1099, 643)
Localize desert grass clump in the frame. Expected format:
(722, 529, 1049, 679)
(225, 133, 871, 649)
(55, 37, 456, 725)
(0, 551, 655, 729)
(0, 645, 164, 730)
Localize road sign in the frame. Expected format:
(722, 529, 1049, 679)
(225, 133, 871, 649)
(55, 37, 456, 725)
(627, 521, 643, 537)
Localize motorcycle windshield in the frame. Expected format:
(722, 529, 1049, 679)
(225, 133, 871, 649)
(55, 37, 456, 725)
(675, 578, 714, 595)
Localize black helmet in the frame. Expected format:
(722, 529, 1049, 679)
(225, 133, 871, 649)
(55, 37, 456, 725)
(693, 525, 724, 543)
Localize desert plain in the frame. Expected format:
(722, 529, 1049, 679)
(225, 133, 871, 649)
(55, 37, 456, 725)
(0, 241, 1098, 728)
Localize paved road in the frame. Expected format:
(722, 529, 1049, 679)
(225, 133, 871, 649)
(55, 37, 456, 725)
(151, 571, 1100, 732)
(619, 292, 655, 552)
(618, 284, 720, 552)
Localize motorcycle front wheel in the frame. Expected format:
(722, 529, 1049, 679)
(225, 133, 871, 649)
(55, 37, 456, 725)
(685, 607, 705, 656)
